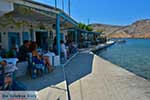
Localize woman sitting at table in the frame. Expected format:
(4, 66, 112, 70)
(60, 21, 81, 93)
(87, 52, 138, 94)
(29, 42, 53, 73)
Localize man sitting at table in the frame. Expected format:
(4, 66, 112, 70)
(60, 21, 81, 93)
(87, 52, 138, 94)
(0, 57, 12, 90)
(0, 57, 26, 90)
(18, 40, 30, 62)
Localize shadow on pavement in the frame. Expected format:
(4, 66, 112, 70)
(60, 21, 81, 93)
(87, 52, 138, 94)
(17, 67, 65, 91)
(64, 52, 94, 85)
(17, 52, 94, 91)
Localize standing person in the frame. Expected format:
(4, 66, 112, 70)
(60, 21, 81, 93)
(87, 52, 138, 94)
(18, 40, 30, 62)
(61, 40, 67, 61)
(53, 37, 57, 55)
(48, 31, 54, 52)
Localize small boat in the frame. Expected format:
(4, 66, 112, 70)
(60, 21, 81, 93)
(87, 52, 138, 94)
(106, 40, 115, 44)
(116, 39, 126, 43)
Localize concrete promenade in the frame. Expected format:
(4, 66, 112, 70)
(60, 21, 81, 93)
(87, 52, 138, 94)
(18, 41, 150, 100)
(64, 51, 150, 100)
(18, 66, 68, 100)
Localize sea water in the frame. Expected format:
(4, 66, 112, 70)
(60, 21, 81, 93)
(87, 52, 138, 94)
(97, 39, 150, 79)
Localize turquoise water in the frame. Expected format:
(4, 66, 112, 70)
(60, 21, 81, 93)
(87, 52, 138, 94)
(97, 39, 150, 79)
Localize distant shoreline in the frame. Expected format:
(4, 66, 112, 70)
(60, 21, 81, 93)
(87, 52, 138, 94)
(109, 37, 150, 39)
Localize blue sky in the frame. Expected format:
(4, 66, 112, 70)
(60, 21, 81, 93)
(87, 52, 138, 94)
(35, 0, 150, 26)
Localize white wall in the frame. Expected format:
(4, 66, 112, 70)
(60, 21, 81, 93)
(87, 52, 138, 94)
(0, 0, 14, 16)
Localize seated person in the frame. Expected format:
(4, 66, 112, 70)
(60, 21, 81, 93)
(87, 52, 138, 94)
(69, 42, 78, 54)
(46, 48, 56, 57)
(0, 57, 12, 90)
(29, 42, 54, 72)
(18, 40, 30, 62)
(61, 40, 68, 60)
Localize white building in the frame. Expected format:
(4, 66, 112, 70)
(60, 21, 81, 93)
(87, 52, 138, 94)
(0, 0, 78, 53)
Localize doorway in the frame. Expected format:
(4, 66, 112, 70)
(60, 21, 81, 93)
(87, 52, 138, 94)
(22, 32, 30, 41)
(36, 31, 48, 50)
(8, 32, 20, 49)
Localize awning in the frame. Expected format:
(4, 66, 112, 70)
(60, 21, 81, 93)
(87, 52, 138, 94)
(62, 28, 101, 35)
(0, 0, 14, 17)
(4, 0, 78, 29)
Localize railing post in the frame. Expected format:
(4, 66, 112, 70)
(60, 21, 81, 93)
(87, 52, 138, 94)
(56, 14, 61, 56)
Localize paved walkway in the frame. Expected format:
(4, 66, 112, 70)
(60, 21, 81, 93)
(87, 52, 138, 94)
(17, 67, 68, 100)
(17, 67, 65, 91)
(64, 52, 150, 100)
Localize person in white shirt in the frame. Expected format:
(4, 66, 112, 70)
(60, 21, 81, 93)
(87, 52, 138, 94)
(61, 40, 67, 61)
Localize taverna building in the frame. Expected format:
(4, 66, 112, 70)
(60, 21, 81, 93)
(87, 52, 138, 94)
(0, 0, 78, 56)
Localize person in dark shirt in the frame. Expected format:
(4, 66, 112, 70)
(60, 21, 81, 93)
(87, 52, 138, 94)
(18, 40, 30, 62)
(53, 37, 58, 55)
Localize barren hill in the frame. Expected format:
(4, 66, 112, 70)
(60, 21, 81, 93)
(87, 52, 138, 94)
(90, 19, 150, 38)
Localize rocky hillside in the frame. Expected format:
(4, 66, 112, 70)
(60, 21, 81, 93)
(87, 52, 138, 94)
(90, 19, 150, 38)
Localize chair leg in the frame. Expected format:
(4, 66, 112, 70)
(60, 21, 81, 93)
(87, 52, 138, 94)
(44, 66, 48, 73)
(31, 67, 37, 79)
